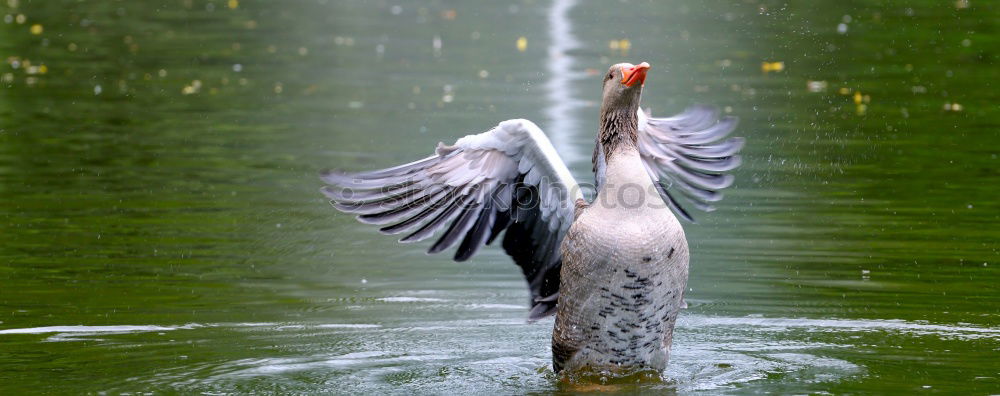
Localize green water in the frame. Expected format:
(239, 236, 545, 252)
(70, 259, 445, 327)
(1, 0, 997, 394)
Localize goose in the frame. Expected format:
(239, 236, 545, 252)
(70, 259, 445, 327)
(321, 62, 743, 374)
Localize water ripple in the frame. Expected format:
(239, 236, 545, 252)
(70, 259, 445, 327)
(5, 316, 996, 392)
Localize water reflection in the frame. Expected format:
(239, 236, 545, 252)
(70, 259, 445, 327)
(0, 0, 998, 394)
(544, 0, 586, 165)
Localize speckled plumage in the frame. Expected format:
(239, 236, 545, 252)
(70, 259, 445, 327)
(553, 63, 690, 372)
(553, 147, 689, 372)
(321, 62, 742, 375)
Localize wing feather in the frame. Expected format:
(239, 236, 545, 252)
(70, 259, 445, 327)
(322, 119, 581, 320)
(429, 200, 483, 254)
(397, 190, 469, 242)
(379, 186, 461, 236)
(355, 186, 449, 224)
(637, 106, 744, 222)
(455, 199, 497, 261)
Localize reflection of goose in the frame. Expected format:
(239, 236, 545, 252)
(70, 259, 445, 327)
(321, 62, 743, 373)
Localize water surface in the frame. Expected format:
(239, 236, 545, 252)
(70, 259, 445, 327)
(1, 0, 998, 394)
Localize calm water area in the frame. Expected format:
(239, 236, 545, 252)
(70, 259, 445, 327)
(1, 0, 997, 393)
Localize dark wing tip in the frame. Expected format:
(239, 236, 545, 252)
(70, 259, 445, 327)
(526, 300, 557, 323)
(658, 183, 696, 223)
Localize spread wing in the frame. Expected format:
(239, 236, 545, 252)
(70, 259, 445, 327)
(637, 105, 745, 222)
(321, 119, 582, 320)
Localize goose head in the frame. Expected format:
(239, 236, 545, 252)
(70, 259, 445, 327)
(600, 62, 650, 116)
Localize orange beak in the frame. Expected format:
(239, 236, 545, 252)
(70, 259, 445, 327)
(621, 62, 651, 87)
